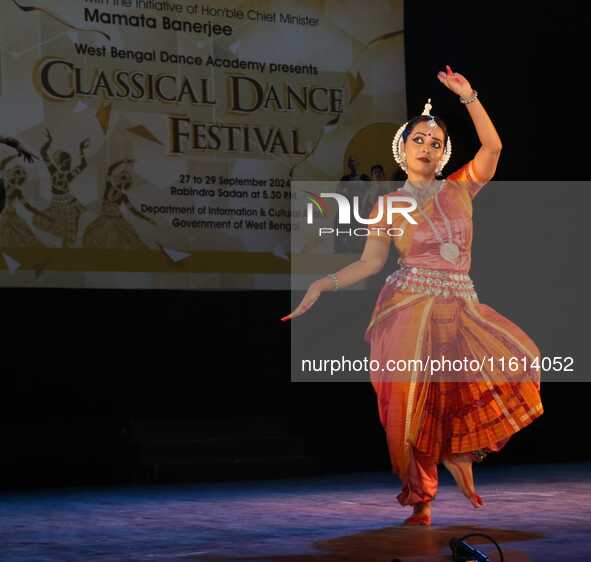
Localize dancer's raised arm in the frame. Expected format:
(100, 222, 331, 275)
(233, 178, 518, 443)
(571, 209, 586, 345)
(40, 129, 54, 169)
(0, 135, 37, 163)
(71, 138, 90, 178)
(437, 64, 502, 182)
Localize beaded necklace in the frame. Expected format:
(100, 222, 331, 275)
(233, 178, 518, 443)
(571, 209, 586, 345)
(401, 179, 459, 264)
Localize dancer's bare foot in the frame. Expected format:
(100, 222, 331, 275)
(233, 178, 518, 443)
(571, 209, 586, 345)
(403, 501, 432, 526)
(442, 453, 485, 508)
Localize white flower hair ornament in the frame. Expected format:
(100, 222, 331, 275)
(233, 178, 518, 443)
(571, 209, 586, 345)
(392, 98, 452, 176)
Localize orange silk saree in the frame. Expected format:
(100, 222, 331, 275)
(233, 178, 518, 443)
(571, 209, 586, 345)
(364, 161, 543, 505)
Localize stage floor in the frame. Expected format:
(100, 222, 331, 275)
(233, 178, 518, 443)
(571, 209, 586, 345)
(0, 462, 589, 561)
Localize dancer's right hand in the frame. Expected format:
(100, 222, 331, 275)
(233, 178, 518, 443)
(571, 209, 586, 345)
(281, 279, 327, 321)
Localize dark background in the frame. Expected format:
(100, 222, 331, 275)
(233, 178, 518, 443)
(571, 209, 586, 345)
(1, 1, 590, 490)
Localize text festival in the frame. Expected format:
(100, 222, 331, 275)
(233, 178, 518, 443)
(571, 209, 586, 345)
(36, 58, 343, 157)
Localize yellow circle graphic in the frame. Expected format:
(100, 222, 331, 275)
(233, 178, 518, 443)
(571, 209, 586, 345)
(342, 122, 402, 180)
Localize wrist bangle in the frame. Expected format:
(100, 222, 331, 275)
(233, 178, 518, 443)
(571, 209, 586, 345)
(328, 273, 339, 291)
(460, 89, 478, 104)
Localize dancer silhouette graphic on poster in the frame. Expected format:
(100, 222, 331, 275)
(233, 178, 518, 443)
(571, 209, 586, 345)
(82, 159, 156, 250)
(0, 135, 37, 213)
(0, 154, 52, 248)
(33, 129, 90, 247)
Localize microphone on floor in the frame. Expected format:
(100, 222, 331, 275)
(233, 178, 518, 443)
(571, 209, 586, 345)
(450, 533, 504, 562)
(450, 538, 490, 561)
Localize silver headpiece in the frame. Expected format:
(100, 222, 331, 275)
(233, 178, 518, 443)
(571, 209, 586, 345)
(392, 98, 452, 176)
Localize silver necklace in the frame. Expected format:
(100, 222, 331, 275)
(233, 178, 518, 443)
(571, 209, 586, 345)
(401, 180, 459, 264)
(402, 179, 441, 207)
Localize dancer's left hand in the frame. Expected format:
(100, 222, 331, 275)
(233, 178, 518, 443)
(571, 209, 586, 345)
(437, 64, 474, 99)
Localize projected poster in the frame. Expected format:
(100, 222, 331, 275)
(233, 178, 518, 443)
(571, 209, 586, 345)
(0, 0, 406, 289)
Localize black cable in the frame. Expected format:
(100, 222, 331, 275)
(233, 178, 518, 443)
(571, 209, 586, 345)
(450, 532, 504, 562)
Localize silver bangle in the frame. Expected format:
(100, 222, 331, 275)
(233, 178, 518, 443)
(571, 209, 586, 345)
(328, 273, 339, 291)
(460, 89, 478, 104)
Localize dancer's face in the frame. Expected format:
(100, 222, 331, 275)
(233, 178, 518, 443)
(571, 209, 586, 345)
(115, 171, 132, 191)
(403, 121, 445, 178)
(55, 152, 71, 172)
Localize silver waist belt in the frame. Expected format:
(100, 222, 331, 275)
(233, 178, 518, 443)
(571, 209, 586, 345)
(385, 265, 479, 301)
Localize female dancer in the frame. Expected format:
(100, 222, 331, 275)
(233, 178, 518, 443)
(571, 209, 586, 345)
(0, 154, 51, 247)
(82, 159, 156, 250)
(283, 65, 543, 526)
(34, 129, 90, 247)
(0, 135, 37, 213)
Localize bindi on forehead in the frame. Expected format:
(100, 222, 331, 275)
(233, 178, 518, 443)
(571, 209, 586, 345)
(413, 129, 443, 142)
